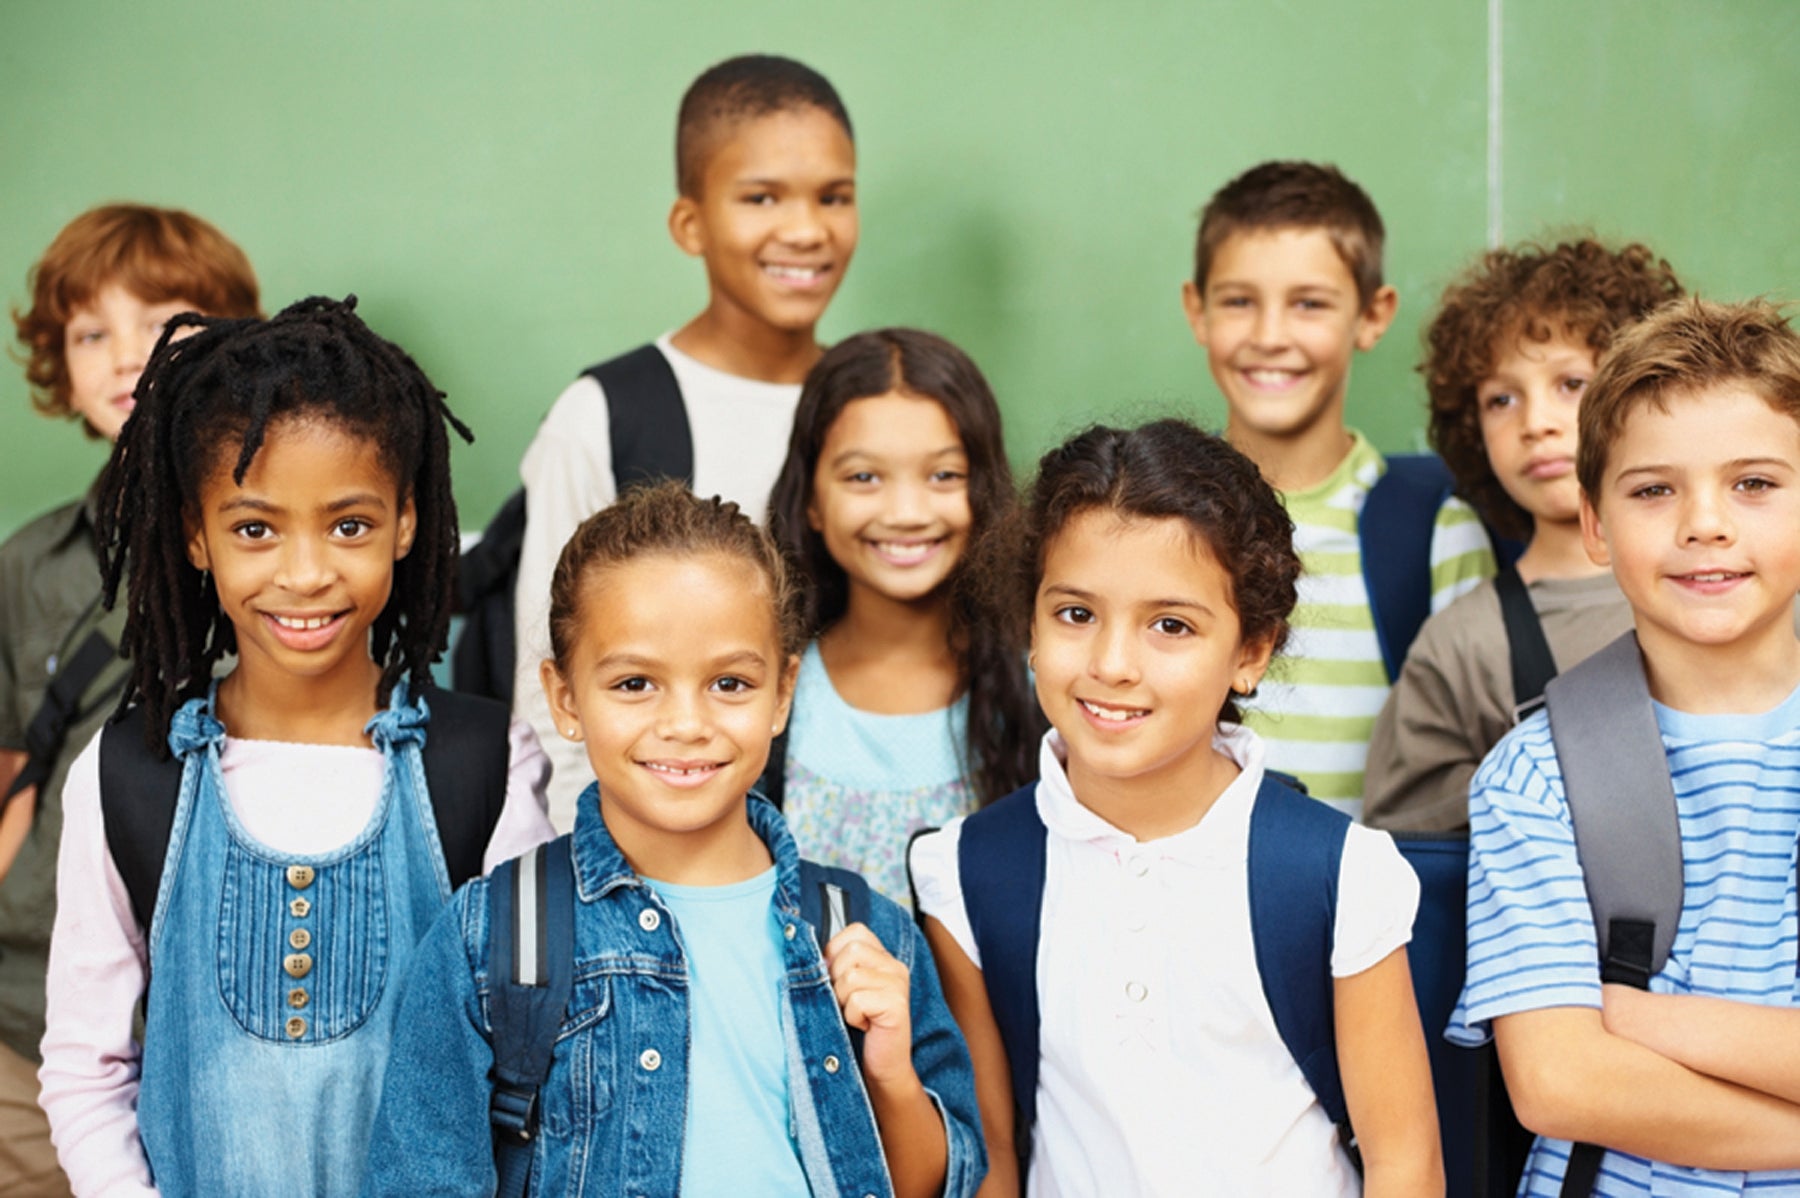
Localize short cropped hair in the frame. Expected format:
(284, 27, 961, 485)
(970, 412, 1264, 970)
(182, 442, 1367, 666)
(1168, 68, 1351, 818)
(1578, 298, 1800, 503)
(12, 204, 260, 424)
(675, 54, 852, 197)
(1194, 161, 1386, 307)
(1425, 239, 1683, 537)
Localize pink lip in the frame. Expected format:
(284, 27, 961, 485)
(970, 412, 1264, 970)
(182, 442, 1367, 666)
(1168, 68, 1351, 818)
(1075, 697, 1150, 732)
(1524, 457, 1574, 481)
(262, 611, 348, 652)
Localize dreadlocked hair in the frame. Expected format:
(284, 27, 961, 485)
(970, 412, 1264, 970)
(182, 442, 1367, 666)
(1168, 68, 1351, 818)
(96, 294, 473, 755)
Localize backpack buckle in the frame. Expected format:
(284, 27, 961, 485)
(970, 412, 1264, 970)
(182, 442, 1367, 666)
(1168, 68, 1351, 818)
(489, 1083, 539, 1143)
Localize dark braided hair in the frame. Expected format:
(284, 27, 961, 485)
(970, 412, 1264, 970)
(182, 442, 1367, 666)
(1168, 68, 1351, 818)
(96, 295, 472, 754)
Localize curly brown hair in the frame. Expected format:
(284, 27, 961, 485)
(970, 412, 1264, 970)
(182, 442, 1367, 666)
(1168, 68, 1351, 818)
(988, 418, 1299, 725)
(11, 204, 260, 432)
(1422, 238, 1683, 539)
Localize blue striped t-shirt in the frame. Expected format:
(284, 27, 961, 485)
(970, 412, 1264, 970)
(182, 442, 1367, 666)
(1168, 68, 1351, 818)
(1448, 687, 1800, 1195)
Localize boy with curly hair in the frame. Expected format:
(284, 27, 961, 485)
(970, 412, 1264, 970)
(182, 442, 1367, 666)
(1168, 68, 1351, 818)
(1364, 239, 1683, 831)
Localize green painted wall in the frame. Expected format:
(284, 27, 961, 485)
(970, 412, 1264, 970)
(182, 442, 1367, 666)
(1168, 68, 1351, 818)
(2, 0, 1796, 539)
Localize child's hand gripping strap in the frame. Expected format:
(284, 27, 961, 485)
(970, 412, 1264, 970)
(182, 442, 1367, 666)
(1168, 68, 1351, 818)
(1544, 632, 1683, 1198)
(487, 837, 575, 1198)
(799, 858, 871, 1062)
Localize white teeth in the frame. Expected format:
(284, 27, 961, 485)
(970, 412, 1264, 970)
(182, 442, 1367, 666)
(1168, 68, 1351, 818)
(273, 614, 333, 630)
(646, 762, 714, 777)
(764, 264, 823, 281)
(1246, 369, 1299, 385)
(1081, 699, 1146, 722)
(875, 540, 934, 564)
(1687, 572, 1740, 582)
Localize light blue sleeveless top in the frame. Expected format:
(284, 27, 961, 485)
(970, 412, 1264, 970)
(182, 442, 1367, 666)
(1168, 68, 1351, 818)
(782, 642, 974, 906)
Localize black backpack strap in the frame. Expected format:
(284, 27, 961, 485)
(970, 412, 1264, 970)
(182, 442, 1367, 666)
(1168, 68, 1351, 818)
(487, 837, 576, 1198)
(1494, 564, 1558, 722)
(1360, 454, 1459, 683)
(1246, 774, 1359, 1169)
(9, 589, 131, 802)
(99, 706, 185, 934)
(1544, 632, 1683, 1198)
(582, 344, 693, 493)
(799, 858, 871, 1061)
(420, 686, 513, 891)
(955, 783, 1046, 1139)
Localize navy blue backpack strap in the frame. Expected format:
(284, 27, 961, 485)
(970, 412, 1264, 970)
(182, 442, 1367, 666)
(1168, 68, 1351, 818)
(582, 344, 693, 492)
(1360, 453, 1457, 683)
(799, 858, 872, 1061)
(487, 837, 576, 1198)
(419, 685, 512, 891)
(1246, 774, 1358, 1164)
(956, 783, 1046, 1133)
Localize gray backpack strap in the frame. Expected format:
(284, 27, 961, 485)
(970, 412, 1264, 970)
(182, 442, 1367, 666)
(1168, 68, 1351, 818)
(1543, 631, 1684, 986)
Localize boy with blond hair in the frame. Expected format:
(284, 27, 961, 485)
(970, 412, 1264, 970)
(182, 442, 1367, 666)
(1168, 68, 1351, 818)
(1450, 299, 1800, 1194)
(0, 203, 259, 1197)
(1181, 160, 1492, 814)
(511, 54, 858, 827)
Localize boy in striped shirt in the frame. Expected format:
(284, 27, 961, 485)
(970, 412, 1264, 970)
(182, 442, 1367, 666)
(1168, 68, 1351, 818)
(1450, 299, 1800, 1195)
(1181, 161, 1492, 815)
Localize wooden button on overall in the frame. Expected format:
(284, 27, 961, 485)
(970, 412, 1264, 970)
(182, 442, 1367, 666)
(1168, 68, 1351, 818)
(289, 897, 311, 918)
(286, 1016, 307, 1039)
(284, 953, 313, 979)
(289, 928, 312, 950)
(286, 865, 315, 890)
(288, 988, 309, 1009)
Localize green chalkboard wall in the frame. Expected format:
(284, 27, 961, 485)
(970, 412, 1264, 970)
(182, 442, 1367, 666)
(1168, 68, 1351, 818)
(3, 0, 1796, 539)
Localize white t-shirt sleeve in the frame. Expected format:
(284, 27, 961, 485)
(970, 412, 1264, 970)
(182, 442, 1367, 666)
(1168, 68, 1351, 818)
(908, 818, 979, 968)
(480, 716, 556, 871)
(514, 374, 614, 830)
(1330, 822, 1420, 977)
(37, 732, 160, 1197)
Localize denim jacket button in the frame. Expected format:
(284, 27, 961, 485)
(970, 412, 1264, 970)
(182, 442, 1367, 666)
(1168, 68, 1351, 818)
(638, 908, 661, 932)
(784, 923, 797, 940)
(286, 864, 316, 889)
(639, 1048, 662, 1071)
(823, 1055, 840, 1074)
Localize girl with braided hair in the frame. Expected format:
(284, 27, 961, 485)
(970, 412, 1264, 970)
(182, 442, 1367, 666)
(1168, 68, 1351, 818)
(37, 296, 553, 1196)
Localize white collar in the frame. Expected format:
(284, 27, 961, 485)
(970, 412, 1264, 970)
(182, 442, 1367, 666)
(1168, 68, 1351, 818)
(1033, 724, 1269, 865)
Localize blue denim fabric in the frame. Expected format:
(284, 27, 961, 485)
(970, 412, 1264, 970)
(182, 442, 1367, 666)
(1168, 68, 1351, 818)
(137, 685, 453, 1196)
(363, 789, 985, 1198)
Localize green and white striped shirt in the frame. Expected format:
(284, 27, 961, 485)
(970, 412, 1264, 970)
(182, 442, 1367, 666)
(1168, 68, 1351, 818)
(1243, 433, 1494, 817)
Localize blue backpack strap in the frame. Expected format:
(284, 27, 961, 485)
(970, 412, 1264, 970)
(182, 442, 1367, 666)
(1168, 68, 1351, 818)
(1360, 453, 1457, 683)
(487, 837, 576, 1198)
(1246, 774, 1357, 1162)
(583, 344, 693, 493)
(956, 783, 1046, 1133)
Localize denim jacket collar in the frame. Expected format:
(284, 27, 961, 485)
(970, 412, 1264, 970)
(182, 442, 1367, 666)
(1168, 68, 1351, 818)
(569, 785, 807, 915)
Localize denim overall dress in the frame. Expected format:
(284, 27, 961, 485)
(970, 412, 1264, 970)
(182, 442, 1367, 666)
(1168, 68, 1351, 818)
(135, 688, 453, 1196)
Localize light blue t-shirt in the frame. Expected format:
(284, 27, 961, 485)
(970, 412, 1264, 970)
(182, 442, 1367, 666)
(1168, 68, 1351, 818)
(1449, 684, 1800, 1196)
(648, 867, 809, 1197)
(783, 641, 973, 906)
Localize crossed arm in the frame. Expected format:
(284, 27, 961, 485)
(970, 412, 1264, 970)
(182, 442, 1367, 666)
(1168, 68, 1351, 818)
(1495, 997, 1800, 1170)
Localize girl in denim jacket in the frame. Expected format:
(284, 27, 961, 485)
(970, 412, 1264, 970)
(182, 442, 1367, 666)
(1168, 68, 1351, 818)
(37, 298, 554, 1197)
(362, 482, 984, 1198)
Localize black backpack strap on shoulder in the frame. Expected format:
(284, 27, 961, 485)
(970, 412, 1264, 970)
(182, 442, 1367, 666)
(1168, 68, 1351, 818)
(799, 858, 872, 1062)
(756, 729, 789, 811)
(9, 626, 117, 802)
(420, 686, 513, 891)
(1544, 631, 1683, 1198)
(1360, 453, 1456, 683)
(450, 488, 526, 704)
(487, 837, 576, 1198)
(956, 783, 1047, 1141)
(1246, 774, 1359, 1170)
(582, 344, 692, 493)
(1494, 563, 1558, 722)
(99, 706, 186, 934)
